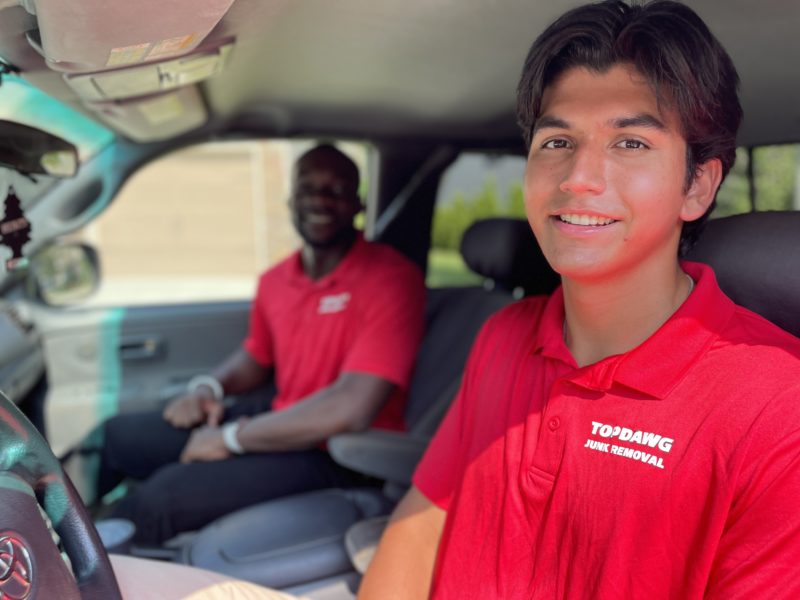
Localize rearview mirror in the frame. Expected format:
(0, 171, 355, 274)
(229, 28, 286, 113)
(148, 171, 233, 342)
(0, 119, 78, 178)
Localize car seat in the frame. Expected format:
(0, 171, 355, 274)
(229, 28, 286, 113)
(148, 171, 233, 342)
(686, 210, 800, 337)
(178, 218, 559, 593)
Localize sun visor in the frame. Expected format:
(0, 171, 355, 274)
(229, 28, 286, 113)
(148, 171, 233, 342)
(24, 0, 236, 73)
(86, 87, 207, 143)
(63, 40, 234, 101)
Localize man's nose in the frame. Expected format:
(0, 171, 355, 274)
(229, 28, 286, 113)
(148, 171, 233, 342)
(558, 144, 606, 195)
(298, 189, 336, 210)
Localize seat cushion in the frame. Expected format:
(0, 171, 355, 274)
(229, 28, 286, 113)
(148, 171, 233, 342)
(183, 488, 391, 589)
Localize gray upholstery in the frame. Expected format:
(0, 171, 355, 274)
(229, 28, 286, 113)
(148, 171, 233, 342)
(686, 211, 800, 337)
(405, 286, 513, 432)
(182, 489, 392, 589)
(328, 430, 430, 486)
(182, 218, 557, 590)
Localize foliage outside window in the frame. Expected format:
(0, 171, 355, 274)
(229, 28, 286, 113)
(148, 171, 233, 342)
(428, 154, 527, 287)
(716, 145, 799, 215)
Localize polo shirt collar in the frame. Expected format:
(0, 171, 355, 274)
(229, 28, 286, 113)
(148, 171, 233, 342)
(286, 232, 366, 288)
(532, 261, 736, 399)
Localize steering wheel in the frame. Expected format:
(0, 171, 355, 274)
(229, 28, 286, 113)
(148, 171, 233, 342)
(0, 390, 121, 599)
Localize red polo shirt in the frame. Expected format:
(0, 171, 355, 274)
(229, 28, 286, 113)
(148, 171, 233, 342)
(243, 234, 425, 431)
(414, 261, 800, 599)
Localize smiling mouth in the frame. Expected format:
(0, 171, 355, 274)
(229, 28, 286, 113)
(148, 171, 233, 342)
(305, 214, 334, 225)
(557, 214, 617, 226)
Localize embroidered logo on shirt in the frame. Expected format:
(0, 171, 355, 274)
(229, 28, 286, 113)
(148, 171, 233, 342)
(318, 292, 351, 314)
(583, 420, 674, 470)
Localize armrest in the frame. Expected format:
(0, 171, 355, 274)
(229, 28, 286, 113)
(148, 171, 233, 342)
(328, 430, 430, 485)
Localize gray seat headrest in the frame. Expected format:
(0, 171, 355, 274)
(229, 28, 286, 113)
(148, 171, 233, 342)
(460, 218, 560, 296)
(686, 211, 800, 337)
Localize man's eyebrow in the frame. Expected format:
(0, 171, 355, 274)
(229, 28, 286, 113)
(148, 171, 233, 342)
(610, 113, 667, 131)
(531, 116, 570, 136)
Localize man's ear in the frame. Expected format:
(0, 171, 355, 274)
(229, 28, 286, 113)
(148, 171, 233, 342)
(681, 158, 723, 222)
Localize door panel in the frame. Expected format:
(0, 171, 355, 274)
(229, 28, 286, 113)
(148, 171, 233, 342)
(31, 299, 250, 456)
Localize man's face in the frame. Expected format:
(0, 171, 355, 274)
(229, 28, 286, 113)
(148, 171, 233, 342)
(289, 152, 361, 249)
(523, 64, 699, 283)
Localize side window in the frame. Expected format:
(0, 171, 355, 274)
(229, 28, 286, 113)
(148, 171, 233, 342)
(427, 153, 527, 287)
(715, 144, 800, 216)
(76, 139, 368, 306)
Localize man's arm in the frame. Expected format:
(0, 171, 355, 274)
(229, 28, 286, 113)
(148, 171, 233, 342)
(235, 371, 395, 451)
(212, 347, 272, 395)
(179, 371, 395, 461)
(164, 348, 270, 428)
(358, 486, 446, 600)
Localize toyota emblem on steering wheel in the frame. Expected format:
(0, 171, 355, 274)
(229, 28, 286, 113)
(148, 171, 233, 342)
(0, 534, 33, 600)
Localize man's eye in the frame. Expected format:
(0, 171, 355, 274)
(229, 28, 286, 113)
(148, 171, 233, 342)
(616, 139, 648, 150)
(329, 184, 347, 199)
(542, 139, 571, 149)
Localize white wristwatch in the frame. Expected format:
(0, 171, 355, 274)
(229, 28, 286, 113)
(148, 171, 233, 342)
(222, 421, 246, 454)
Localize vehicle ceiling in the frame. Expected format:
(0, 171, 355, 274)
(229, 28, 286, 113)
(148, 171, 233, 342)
(0, 0, 798, 150)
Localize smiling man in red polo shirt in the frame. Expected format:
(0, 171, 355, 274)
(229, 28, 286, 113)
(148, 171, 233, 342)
(97, 144, 425, 546)
(360, 2, 800, 599)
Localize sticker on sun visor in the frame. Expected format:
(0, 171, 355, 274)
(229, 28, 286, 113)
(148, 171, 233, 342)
(106, 43, 151, 67)
(146, 34, 198, 61)
(137, 94, 185, 125)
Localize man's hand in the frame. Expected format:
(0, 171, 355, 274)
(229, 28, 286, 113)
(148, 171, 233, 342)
(163, 388, 225, 428)
(179, 426, 230, 463)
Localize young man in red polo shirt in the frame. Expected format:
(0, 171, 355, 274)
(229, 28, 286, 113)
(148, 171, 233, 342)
(97, 144, 425, 545)
(360, 2, 800, 598)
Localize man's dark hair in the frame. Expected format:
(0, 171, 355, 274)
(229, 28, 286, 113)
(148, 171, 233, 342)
(516, 0, 743, 255)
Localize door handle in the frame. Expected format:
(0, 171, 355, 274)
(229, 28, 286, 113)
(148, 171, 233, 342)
(118, 336, 164, 361)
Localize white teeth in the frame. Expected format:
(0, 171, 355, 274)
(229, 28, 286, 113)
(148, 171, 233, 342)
(306, 214, 333, 224)
(559, 214, 615, 226)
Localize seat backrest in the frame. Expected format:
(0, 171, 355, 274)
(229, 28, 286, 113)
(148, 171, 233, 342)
(404, 286, 512, 434)
(686, 211, 800, 337)
(459, 217, 561, 297)
(405, 218, 559, 435)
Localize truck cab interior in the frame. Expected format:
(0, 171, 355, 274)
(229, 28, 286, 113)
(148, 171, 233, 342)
(0, 1, 799, 598)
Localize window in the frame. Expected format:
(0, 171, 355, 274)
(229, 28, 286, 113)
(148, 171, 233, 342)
(77, 139, 368, 306)
(716, 144, 800, 215)
(428, 152, 527, 287)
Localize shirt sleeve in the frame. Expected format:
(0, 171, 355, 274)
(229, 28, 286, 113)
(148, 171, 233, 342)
(242, 275, 274, 367)
(340, 259, 425, 388)
(704, 385, 800, 599)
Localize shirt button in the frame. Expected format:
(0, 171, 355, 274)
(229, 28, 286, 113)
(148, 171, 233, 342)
(548, 417, 561, 431)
